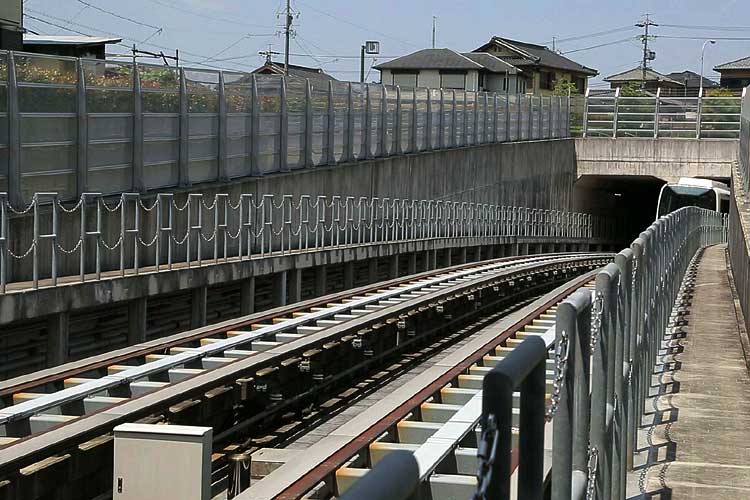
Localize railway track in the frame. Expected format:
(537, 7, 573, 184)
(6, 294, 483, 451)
(244, 272, 598, 500)
(0, 252, 609, 500)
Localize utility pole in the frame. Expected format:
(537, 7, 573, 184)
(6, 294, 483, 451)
(283, 0, 293, 75)
(432, 16, 437, 48)
(552, 36, 556, 52)
(635, 14, 658, 89)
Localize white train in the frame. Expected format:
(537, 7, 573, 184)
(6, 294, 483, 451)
(656, 177, 730, 219)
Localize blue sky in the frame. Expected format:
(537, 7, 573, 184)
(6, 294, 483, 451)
(22, 0, 750, 85)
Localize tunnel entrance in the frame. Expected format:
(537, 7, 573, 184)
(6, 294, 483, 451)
(573, 175, 666, 244)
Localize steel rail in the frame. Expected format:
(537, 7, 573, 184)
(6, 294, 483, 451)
(0, 253, 608, 480)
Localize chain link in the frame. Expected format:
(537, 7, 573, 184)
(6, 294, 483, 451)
(56, 240, 82, 254)
(8, 242, 35, 259)
(585, 446, 599, 500)
(6, 198, 36, 215)
(590, 291, 604, 352)
(101, 198, 123, 213)
(473, 414, 499, 500)
(101, 234, 123, 250)
(139, 198, 160, 212)
(56, 198, 84, 214)
(546, 329, 569, 422)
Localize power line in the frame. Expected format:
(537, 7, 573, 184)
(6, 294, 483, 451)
(295, 0, 421, 48)
(144, 0, 277, 30)
(544, 26, 636, 45)
(655, 35, 750, 40)
(561, 37, 635, 54)
(660, 23, 750, 32)
(75, 0, 161, 31)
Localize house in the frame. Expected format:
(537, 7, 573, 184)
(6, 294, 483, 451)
(373, 48, 523, 93)
(472, 36, 597, 95)
(664, 71, 718, 95)
(22, 35, 122, 59)
(604, 67, 685, 92)
(0, 0, 23, 50)
(713, 56, 750, 90)
(252, 60, 337, 86)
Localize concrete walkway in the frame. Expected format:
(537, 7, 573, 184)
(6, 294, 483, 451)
(630, 244, 750, 499)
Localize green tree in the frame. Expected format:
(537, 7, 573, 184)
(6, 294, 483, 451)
(619, 82, 646, 97)
(705, 87, 734, 97)
(553, 79, 578, 96)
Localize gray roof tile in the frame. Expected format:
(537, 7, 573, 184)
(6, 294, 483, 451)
(474, 37, 598, 76)
(374, 49, 482, 70)
(714, 56, 750, 71)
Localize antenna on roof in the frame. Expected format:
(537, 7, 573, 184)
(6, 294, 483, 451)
(432, 16, 437, 49)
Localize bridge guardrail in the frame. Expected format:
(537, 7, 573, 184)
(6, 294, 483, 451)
(0, 191, 611, 294)
(0, 50, 570, 209)
(350, 206, 726, 499)
(582, 86, 743, 139)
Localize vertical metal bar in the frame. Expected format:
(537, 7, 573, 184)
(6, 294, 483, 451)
(426, 89, 433, 150)
(493, 93, 499, 143)
(132, 63, 144, 191)
(79, 197, 86, 282)
(410, 87, 418, 153)
(250, 75, 260, 175)
(7, 52, 21, 209)
(33, 195, 39, 288)
(438, 89, 445, 149)
(363, 83, 371, 159)
(518, 356, 547, 500)
(346, 81, 354, 161)
(51, 195, 58, 286)
(451, 90, 457, 147)
(394, 85, 402, 154)
(696, 87, 703, 139)
(178, 67, 189, 186)
(517, 92, 522, 140)
(528, 95, 533, 139)
(327, 80, 336, 164)
(218, 71, 228, 181)
(75, 59, 88, 197)
(379, 85, 387, 156)
(304, 79, 314, 167)
(653, 87, 661, 138)
(582, 88, 590, 138)
(0, 197, 6, 293)
(463, 91, 469, 146)
(279, 76, 289, 172)
(612, 87, 620, 138)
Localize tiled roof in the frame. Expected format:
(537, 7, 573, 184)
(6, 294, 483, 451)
(461, 52, 520, 74)
(473, 37, 598, 76)
(664, 71, 718, 88)
(374, 49, 482, 70)
(604, 67, 683, 85)
(253, 61, 337, 85)
(714, 56, 750, 71)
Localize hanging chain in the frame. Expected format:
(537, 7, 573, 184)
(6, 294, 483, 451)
(590, 291, 604, 352)
(585, 446, 599, 500)
(546, 329, 569, 422)
(473, 414, 499, 500)
(8, 242, 36, 259)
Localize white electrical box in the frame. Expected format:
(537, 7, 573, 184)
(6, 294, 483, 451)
(113, 423, 212, 500)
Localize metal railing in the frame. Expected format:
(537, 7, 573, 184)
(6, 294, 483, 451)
(0, 50, 571, 208)
(476, 206, 726, 499)
(0, 191, 608, 294)
(583, 87, 744, 139)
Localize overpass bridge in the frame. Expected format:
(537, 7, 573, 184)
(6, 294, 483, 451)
(0, 47, 748, 500)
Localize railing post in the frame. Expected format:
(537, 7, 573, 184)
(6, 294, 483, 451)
(517, 93, 522, 139)
(451, 90, 457, 147)
(279, 76, 289, 172)
(410, 87, 418, 152)
(304, 79, 314, 167)
(363, 83, 371, 159)
(75, 59, 88, 197)
(493, 93, 499, 143)
(326, 80, 336, 164)
(394, 85, 402, 154)
(696, 87, 703, 139)
(438, 89, 445, 149)
(537, 96, 543, 139)
(7, 52, 21, 209)
(132, 63, 144, 191)
(483, 92, 489, 143)
(218, 71, 228, 181)
(463, 91, 469, 146)
(426, 89, 433, 150)
(582, 87, 590, 138)
(527, 95, 533, 139)
(250, 75, 260, 175)
(473, 91, 480, 144)
(612, 87, 620, 138)
(505, 90, 511, 141)
(653, 87, 661, 138)
(379, 85, 387, 156)
(346, 82, 355, 161)
(178, 67, 190, 186)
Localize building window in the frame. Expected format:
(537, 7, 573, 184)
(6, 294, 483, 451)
(575, 77, 586, 93)
(440, 71, 466, 90)
(392, 72, 418, 87)
(539, 71, 554, 90)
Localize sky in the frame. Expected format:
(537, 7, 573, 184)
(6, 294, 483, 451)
(20, 0, 750, 85)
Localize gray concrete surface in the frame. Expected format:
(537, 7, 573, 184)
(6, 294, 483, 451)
(575, 138, 736, 182)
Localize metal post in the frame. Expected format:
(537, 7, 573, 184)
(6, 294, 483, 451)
(438, 89, 445, 149)
(279, 76, 289, 172)
(517, 93, 522, 140)
(304, 79, 314, 167)
(451, 90, 457, 147)
(394, 85, 402, 154)
(493, 94, 499, 142)
(582, 88, 590, 138)
(250, 75, 260, 175)
(696, 87, 703, 139)
(527, 95, 533, 139)
(217, 71, 228, 181)
(346, 82, 355, 162)
(410, 87, 418, 153)
(178, 67, 189, 186)
(7, 52, 21, 209)
(75, 59, 88, 197)
(612, 87, 620, 138)
(426, 89, 433, 150)
(379, 85, 387, 156)
(132, 63, 144, 191)
(653, 87, 661, 138)
(327, 80, 336, 164)
(363, 84, 372, 159)
(463, 91, 469, 146)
